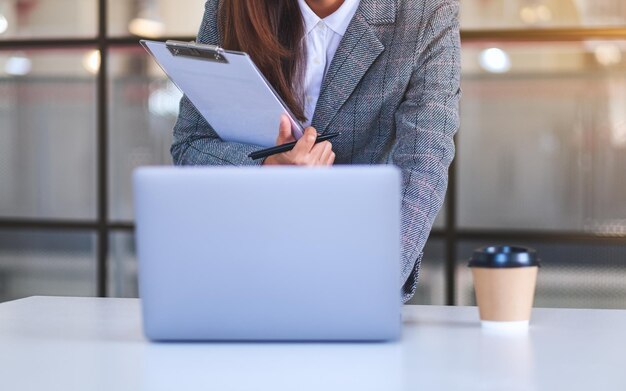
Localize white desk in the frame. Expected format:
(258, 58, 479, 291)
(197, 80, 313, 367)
(1, 297, 625, 391)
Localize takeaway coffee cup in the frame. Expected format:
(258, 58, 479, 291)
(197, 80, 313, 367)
(469, 246, 540, 331)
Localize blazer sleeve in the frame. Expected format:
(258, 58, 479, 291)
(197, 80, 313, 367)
(170, 0, 264, 167)
(392, 1, 461, 302)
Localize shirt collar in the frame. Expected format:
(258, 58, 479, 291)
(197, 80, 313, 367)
(298, 0, 360, 36)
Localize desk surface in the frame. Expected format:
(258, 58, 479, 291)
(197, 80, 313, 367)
(1, 297, 625, 391)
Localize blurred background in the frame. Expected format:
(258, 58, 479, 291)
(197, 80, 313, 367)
(0, 0, 625, 307)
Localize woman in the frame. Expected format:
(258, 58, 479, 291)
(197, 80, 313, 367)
(171, 0, 461, 302)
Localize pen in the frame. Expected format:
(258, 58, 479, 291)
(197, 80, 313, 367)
(248, 132, 341, 160)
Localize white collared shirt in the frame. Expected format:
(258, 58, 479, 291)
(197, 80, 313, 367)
(297, 0, 360, 127)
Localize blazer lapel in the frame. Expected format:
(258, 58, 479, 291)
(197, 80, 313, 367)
(311, 0, 395, 133)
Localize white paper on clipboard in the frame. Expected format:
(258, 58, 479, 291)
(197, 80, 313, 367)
(141, 40, 305, 148)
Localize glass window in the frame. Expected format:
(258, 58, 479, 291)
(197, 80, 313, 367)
(0, 48, 97, 219)
(0, 0, 623, 307)
(455, 240, 626, 309)
(108, 231, 137, 298)
(108, 47, 176, 222)
(461, 0, 626, 30)
(108, 0, 205, 38)
(0, 0, 97, 39)
(458, 42, 626, 232)
(0, 230, 97, 303)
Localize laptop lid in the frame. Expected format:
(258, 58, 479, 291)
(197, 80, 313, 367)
(134, 166, 402, 341)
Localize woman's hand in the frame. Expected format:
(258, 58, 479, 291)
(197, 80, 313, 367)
(263, 115, 335, 166)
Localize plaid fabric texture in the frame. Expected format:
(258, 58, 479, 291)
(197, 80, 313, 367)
(171, 0, 461, 302)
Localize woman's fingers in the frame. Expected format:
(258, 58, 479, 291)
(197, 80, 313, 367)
(327, 151, 336, 166)
(318, 142, 333, 165)
(268, 119, 336, 166)
(291, 127, 318, 157)
(309, 141, 330, 163)
(276, 115, 295, 145)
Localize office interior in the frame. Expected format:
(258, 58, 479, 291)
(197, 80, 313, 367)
(0, 0, 625, 308)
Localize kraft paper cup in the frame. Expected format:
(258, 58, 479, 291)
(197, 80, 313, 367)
(469, 246, 540, 331)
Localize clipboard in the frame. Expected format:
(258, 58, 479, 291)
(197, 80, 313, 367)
(141, 40, 305, 147)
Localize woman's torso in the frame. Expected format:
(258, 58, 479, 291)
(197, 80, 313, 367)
(201, 0, 438, 164)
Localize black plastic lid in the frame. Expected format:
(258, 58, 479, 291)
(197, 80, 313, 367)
(468, 245, 540, 268)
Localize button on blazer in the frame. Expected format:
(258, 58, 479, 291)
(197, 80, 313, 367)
(171, 0, 462, 302)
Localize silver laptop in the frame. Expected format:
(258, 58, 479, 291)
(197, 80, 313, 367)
(134, 166, 402, 341)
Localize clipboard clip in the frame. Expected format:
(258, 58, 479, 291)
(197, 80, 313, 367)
(165, 40, 228, 64)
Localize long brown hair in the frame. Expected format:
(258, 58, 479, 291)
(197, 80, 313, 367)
(219, 0, 307, 122)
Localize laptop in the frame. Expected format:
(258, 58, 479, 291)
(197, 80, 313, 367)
(134, 166, 402, 341)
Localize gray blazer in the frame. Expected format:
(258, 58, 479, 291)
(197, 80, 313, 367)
(171, 0, 461, 302)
